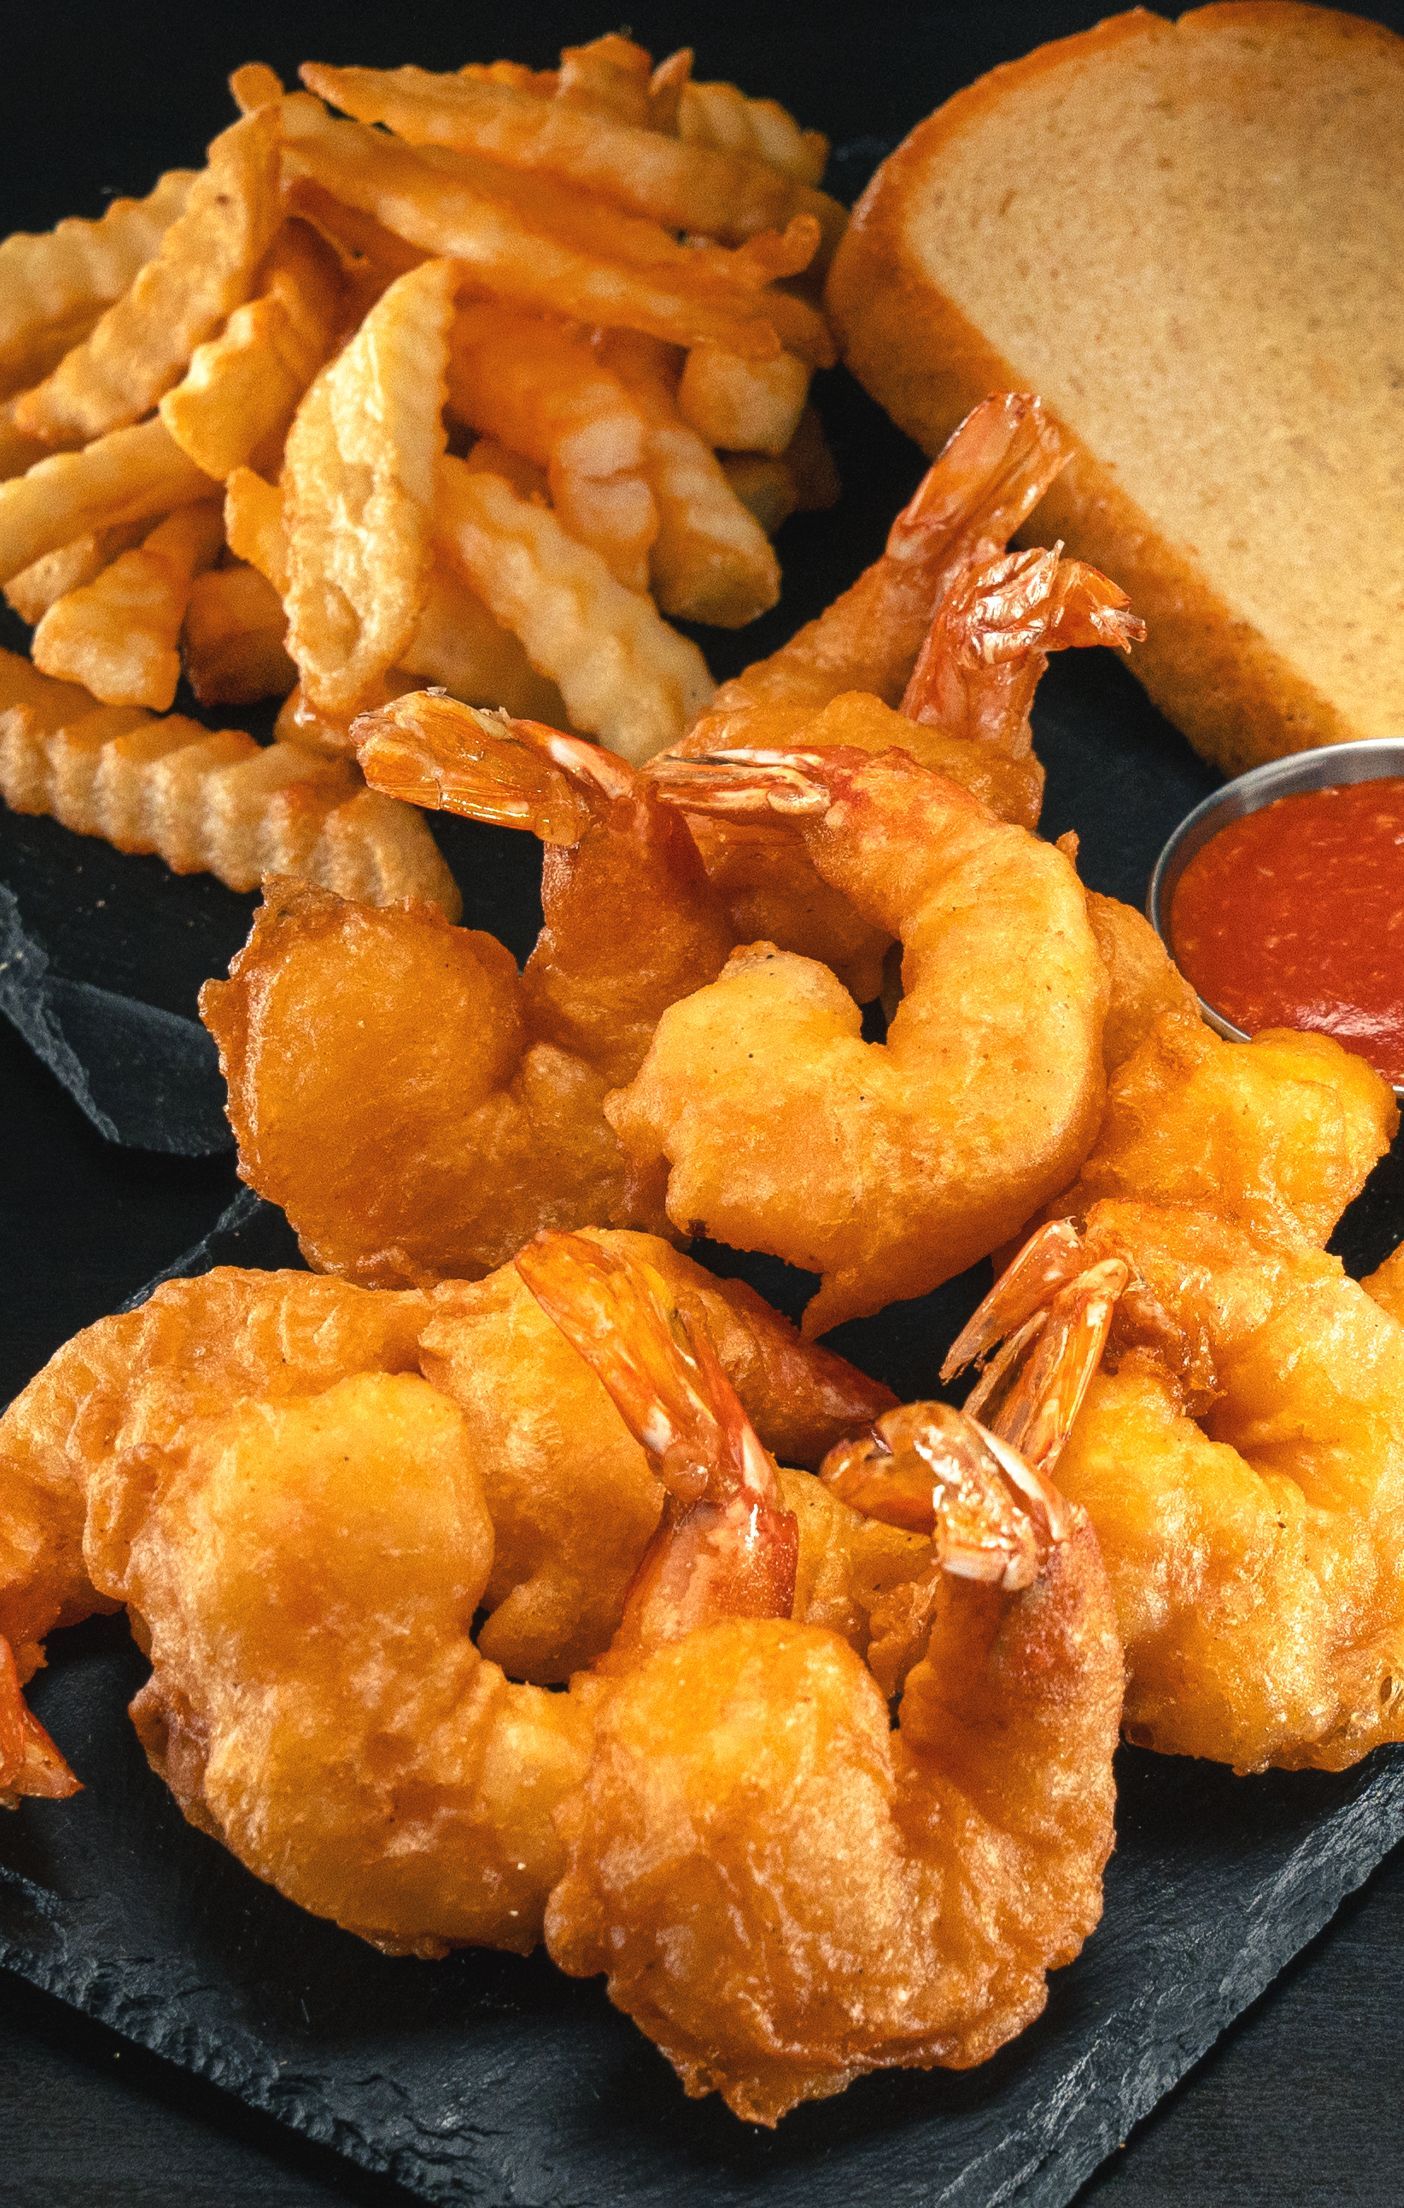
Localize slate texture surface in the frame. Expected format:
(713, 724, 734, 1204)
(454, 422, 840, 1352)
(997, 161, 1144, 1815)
(3, 2, 1404, 2201)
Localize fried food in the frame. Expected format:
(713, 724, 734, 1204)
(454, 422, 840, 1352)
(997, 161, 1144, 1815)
(31, 502, 224, 709)
(436, 455, 714, 760)
(298, 60, 844, 253)
(182, 562, 296, 705)
(0, 1235, 892, 1953)
(598, 331, 780, 627)
(614, 739, 1109, 1333)
(1366, 1242, 1404, 1327)
(532, 1233, 1120, 2122)
(0, 169, 195, 397)
(283, 257, 457, 713)
(0, 664, 457, 910)
(157, 220, 345, 481)
(205, 701, 737, 1277)
(0, 419, 214, 585)
(278, 93, 831, 364)
(0, 39, 840, 892)
(1047, 1012, 1398, 1247)
(447, 302, 658, 590)
(662, 394, 1142, 997)
(951, 1200, 1404, 1772)
(13, 109, 282, 447)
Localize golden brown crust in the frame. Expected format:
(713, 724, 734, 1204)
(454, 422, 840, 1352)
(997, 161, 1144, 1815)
(826, 3, 1400, 777)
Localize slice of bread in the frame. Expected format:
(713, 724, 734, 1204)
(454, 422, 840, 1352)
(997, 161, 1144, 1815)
(827, 5, 1404, 777)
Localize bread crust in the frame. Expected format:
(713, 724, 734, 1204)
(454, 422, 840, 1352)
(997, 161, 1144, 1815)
(826, 3, 1400, 778)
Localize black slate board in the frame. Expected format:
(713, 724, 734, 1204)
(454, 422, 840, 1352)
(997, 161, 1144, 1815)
(4, 1, 1404, 2197)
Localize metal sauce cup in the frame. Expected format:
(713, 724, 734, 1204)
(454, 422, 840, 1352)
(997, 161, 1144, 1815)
(1147, 737, 1404, 1102)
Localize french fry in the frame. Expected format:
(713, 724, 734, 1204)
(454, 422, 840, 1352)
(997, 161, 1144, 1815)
(0, 169, 194, 396)
(448, 303, 657, 588)
(0, 418, 215, 585)
(677, 343, 811, 454)
(32, 502, 224, 709)
(283, 255, 457, 714)
(600, 332, 780, 627)
(14, 108, 282, 446)
(403, 568, 569, 722)
(0, 404, 48, 483)
(159, 221, 345, 480)
(278, 96, 832, 364)
(229, 61, 285, 113)
(555, 35, 654, 123)
(436, 453, 713, 762)
(300, 61, 846, 253)
(285, 178, 427, 291)
(306, 784, 462, 909)
(0, 642, 98, 740)
(183, 562, 296, 704)
(0, 689, 459, 911)
(676, 77, 829, 186)
(460, 438, 548, 501)
(721, 452, 798, 537)
(223, 467, 288, 592)
(4, 520, 147, 624)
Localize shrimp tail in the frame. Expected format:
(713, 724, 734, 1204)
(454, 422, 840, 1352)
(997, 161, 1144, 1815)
(0, 1636, 80, 1806)
(822, 1403, 1067, 1591)
(942, 1220, 1133, 1472)
(515, 1231, 798, 1644)
(891, 393, 1070, 562)
(902, 546, 1146, 746)
(355, 689, 633, 843)
(646, 746, 832, 824)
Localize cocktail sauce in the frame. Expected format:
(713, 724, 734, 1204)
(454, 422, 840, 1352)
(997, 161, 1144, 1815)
(1169, 776, 1404, 1088)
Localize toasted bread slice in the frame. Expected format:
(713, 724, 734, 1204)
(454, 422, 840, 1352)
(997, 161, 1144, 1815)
(828, 5, 1404, 776)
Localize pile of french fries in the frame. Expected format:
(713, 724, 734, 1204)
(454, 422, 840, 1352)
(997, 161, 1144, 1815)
(0, 34, 842, 907)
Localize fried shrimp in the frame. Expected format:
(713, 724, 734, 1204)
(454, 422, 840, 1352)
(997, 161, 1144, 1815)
(525, 1232, 1121, 2123)
(201, 697, 735, 1283)
(1048, 1012, 1398, 1248)
(661, 393, 1146, 999)
(611, 740, 1109, 1333)
(0, 1236, 891, 1960)
(949, 1199, 1404, 1772)
(1366, 1242, 1404, 1326)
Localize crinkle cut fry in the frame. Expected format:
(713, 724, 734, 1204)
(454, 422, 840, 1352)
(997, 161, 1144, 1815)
(0, 689, 459, 913)
(298, 61, 846, 257)
(14, 107, 283, 447)
(0, 168, 195, 393)
(277, 95, 833, 365)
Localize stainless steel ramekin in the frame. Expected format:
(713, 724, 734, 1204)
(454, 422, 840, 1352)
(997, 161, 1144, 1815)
(1146, 737, 1404, 1100)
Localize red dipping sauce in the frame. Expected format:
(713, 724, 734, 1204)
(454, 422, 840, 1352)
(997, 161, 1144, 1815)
(1169, 776, 1404, 1089)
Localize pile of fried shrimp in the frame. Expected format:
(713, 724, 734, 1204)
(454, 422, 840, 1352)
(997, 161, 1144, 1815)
(5, 391, 1404, 2128)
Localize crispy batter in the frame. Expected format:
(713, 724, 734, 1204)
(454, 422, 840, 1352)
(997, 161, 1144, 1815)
(614, 740, 1108, 1333)
(0, 1236, 896, 1958)
(203, 702, 737, 1278)
(1048, 1013, 1397, 1248)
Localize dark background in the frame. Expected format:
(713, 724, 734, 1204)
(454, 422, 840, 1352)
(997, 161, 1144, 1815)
(3, 3, 1404, 2202)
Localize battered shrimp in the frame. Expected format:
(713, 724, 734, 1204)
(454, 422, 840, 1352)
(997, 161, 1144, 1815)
(664, 394, 1145, 1000)
(201, 698, 735, 1283)
(0, 1232, 899, 1955)
(528, 1233, 1121, 2123)
(948, 1201, 1404, 1772)
(611, 741, 1109, 1333)
(1047, 1012, 1398, 1248)
(0, 1229, 890, 1752)
(1366, 1242, 1404, 1325)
